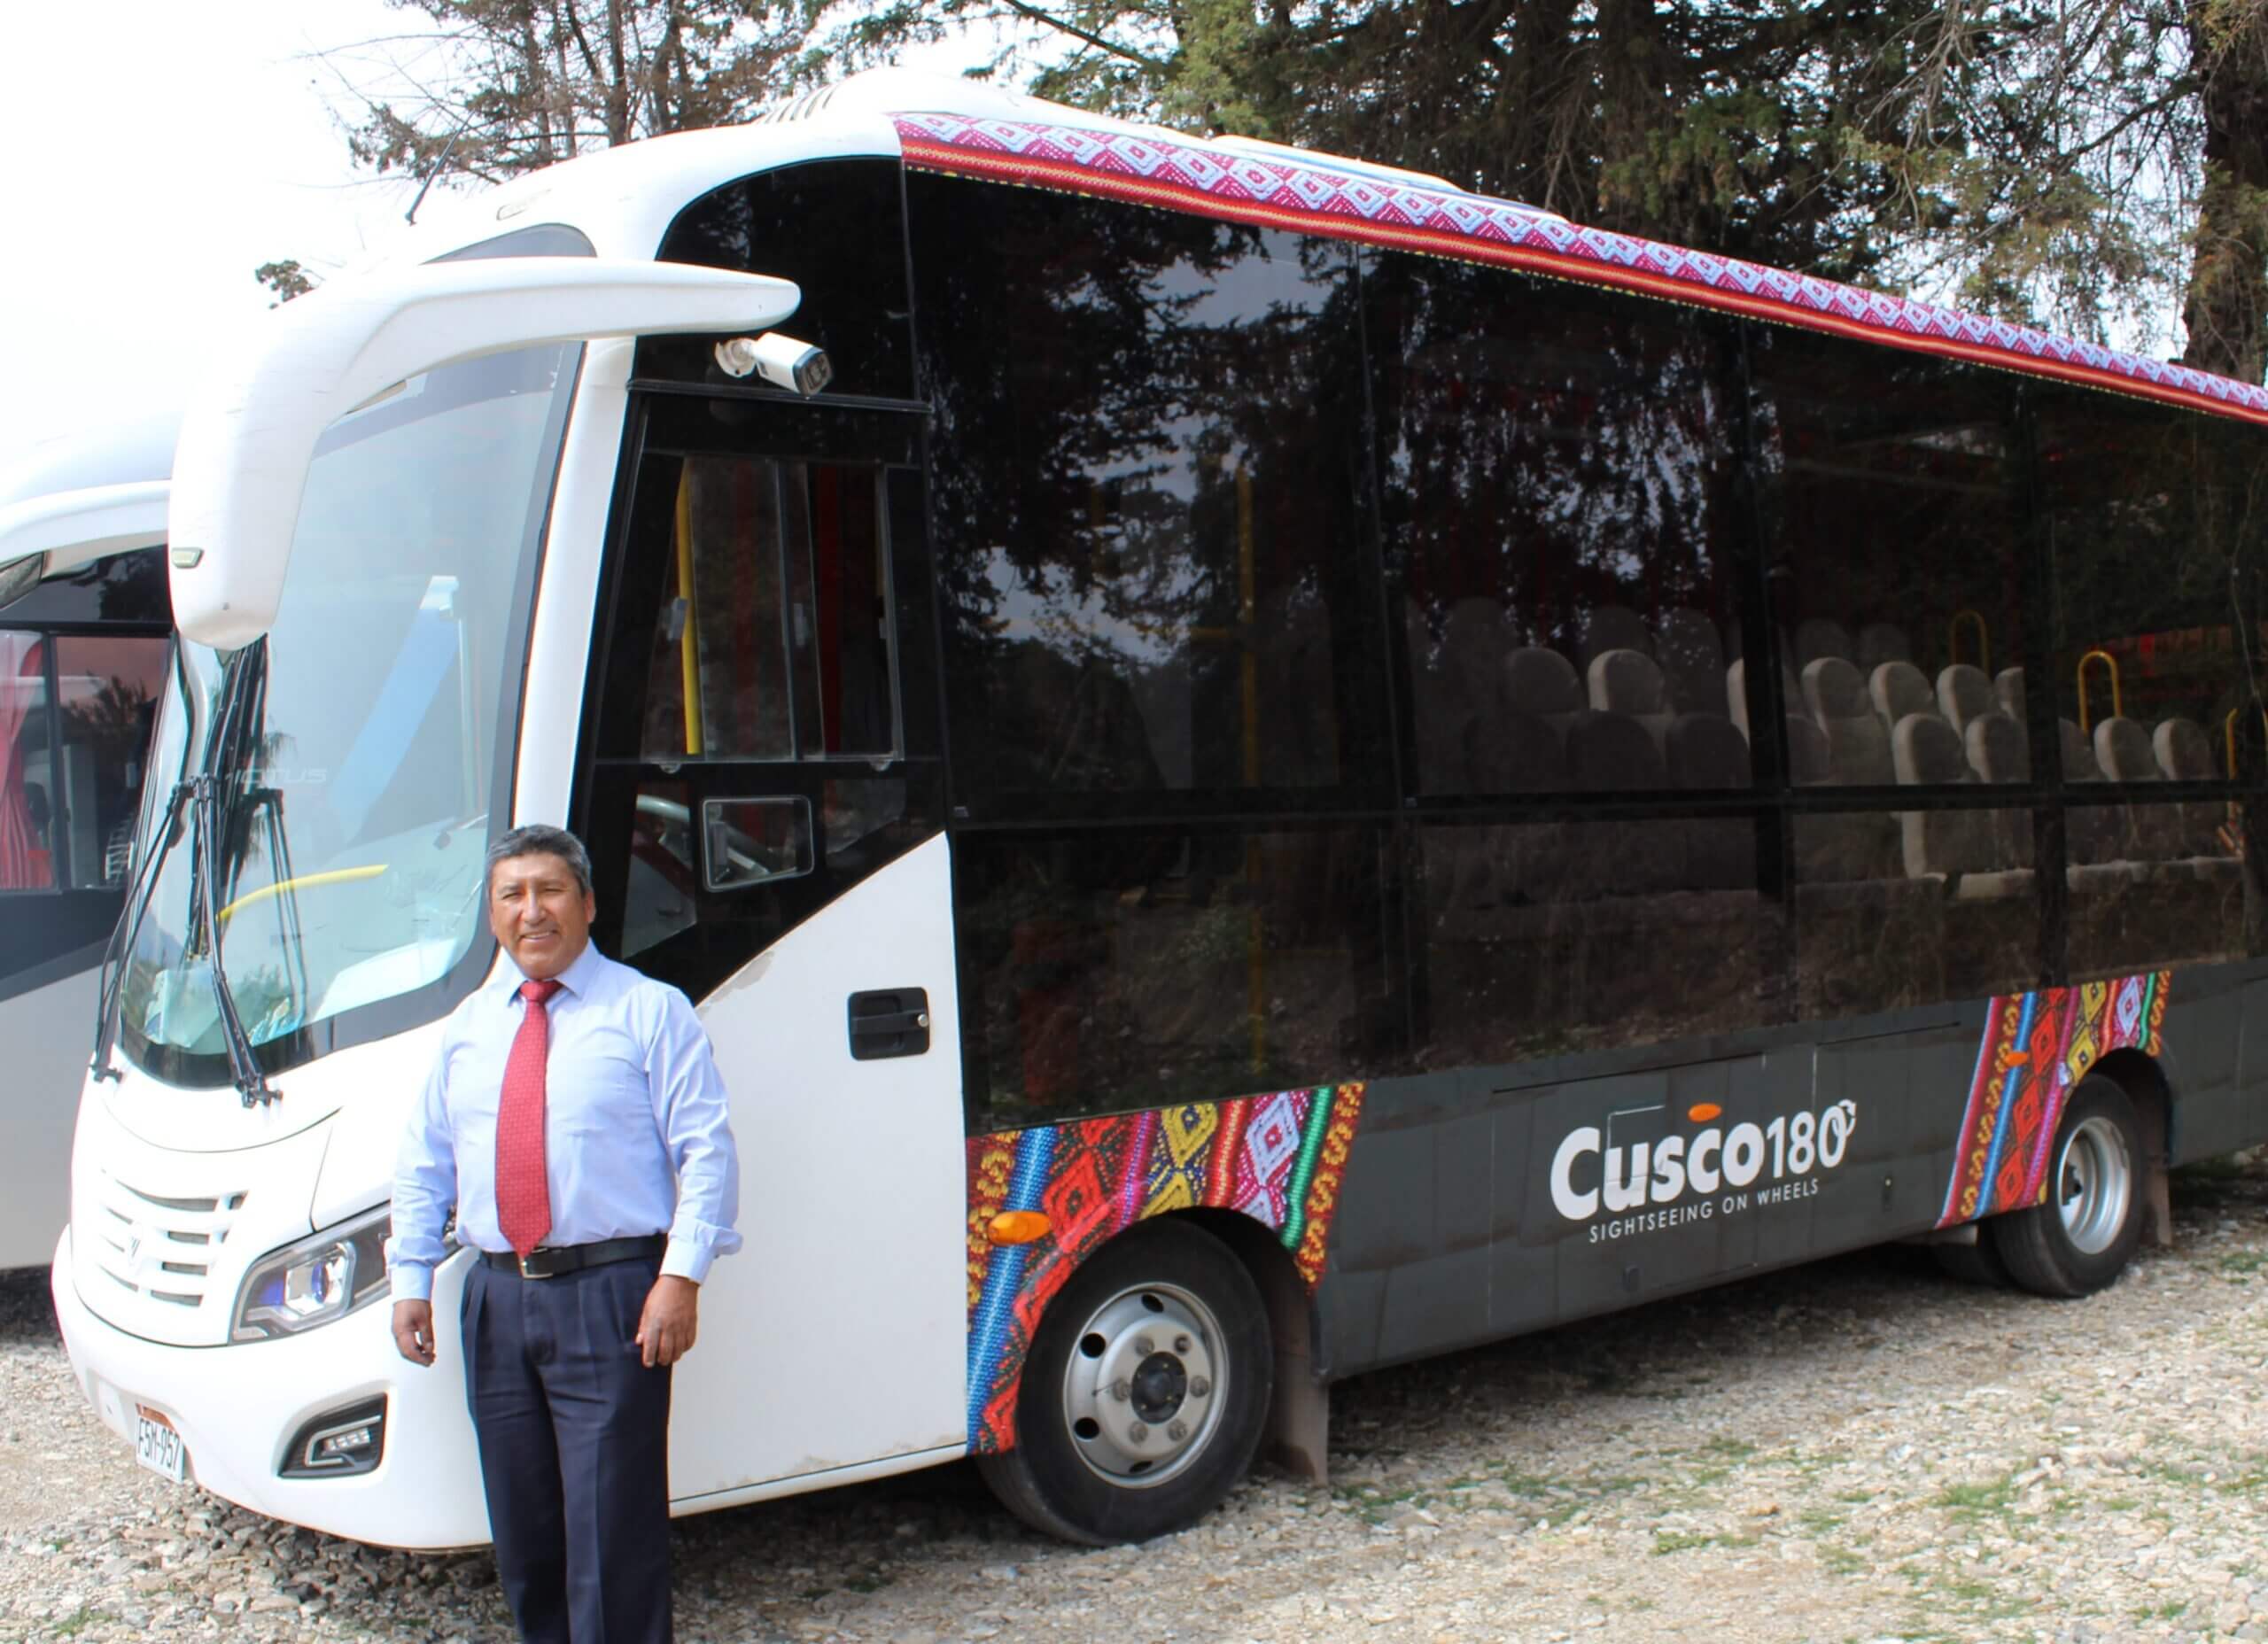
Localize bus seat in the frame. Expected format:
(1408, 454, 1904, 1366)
(1655, 607, 1725, 714)
(1469, 710, 1569, 794)
(1937, 663, 1996, 737)
(1578, 602, 1651, 666)
(2061, 717, 2132, 880)
(1963, 711, 2034, 864)
(1994, 666, 2025, 720)
(1786, 714, 1832, 786)
(1868, 660, 1935, 730)
(2151, 717, 2234, 861)
(1503, 646, 1585, 736)
(1668, 712, 1751, 891)
(1443, 596, 1514, 717)
(1566, 710, 1684, 892)
(1804, 658, 1893, 785)
(1796, 617, 1853, 668)
(1588, 648, 1674, 749)
(1728, 655, 1803, 739)
(1405, 598, 1467, 793)
(1858, 622, 1912, 673)
(1892, 713, 2016, 893)
(2095, 717, 2186, 861)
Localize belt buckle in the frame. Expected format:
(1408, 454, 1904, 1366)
(517, 1251, 551, 1280)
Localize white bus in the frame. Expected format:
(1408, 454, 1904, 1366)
(54, 66, 2268, 1550)
(0, 425, 172, 1268)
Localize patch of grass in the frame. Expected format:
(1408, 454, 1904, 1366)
(50, 1610, 95, 1639)
(1819, 1543, 1868, 1577)
(1651, 1529, 1759, 1555)
(1933, 1474, 2018, 1520)
(2222, 1250, 2266, 1278)
(2132, 1600, 2189, 1622)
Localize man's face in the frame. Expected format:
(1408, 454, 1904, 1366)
(487, 852, 596, 981)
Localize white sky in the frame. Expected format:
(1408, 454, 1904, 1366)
(0, 1, 433, 469)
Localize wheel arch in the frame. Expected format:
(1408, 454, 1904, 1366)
(1169, 1206, 1331, 1481)
(2082, 1046, 2175, 1248)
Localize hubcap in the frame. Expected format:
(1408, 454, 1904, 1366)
(2055, 1113, 2132, 1257)
(1059, 1282, 1225, 1488)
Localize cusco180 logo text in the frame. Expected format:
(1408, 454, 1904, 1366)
(1550, 1100, 1860, 1227)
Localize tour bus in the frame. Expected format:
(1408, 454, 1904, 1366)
(51, 66, 2268, 1550)
(0, 426, 172, 1268)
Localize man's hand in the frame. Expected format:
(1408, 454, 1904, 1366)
(635, 1276, 699, 1368)
(392, 1299, 437, 1367)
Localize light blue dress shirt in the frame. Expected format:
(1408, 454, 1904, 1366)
(388, 941, 742, 1299)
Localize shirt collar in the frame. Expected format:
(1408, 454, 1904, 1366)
(496, 938, 602, 1004)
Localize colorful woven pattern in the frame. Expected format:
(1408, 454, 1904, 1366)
(895, 112, 2268, 429)
(1938, 973, 2168, 1228)
(963, 1083, 1365, 1453)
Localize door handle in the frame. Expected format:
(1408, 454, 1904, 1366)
(848, 989, 930, 1060)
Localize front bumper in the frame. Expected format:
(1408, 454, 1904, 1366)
(51, 1227, 493, 1549)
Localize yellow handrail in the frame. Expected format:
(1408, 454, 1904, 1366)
(2076, 649, 2122, 733)
(674, 469, 703, 757)
(2225, 707, 2268, 777)
(1950, 609, 1990, 673)
(216, 865, 388, 927)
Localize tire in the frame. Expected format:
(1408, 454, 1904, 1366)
(1932, 1234, 2013, 1288)
(976, 1218, 1271, 1546)
(1987, 1077, 2148, 1298)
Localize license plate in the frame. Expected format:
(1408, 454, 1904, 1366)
(134, 1406, 188, 1484)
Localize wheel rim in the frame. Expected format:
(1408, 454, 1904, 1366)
(1058, 1281, 1227, 1489)
(2055, 1113, 2133, 1257)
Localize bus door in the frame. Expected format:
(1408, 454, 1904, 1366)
(578, 397, 966, 1496)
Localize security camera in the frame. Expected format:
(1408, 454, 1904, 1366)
(714, 332, 833, 396)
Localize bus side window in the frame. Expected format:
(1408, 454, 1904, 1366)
(0, 631, 53, 891)
(624, 454, 898, 766)
(50, 634, 168, 889)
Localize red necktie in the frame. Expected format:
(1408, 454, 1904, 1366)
(495, 979, 563, 1257)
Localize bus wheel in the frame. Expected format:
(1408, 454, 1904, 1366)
(977, 1218, 1271, 1546)
(1988, 1078, 2146, 1298)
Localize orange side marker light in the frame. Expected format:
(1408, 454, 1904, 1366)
(986, 1211, 1052, 1246)
(1687, 1104, 1723, 1124)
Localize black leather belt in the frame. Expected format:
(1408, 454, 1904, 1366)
(483, 1235, 667, 1280)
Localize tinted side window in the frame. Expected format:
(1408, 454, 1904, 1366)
(2034, 389, 2268, 976)
(1, 631, 52, 891)
(1749, 330, 2031, 789)
(0, 548, 169, 625)
(1368, 253, 1750, 796)
(51, 634, 168, 888)
(909, 174, 1386, 814)
(956, 825, 1391, 1127)
(638, 159, 913, 400)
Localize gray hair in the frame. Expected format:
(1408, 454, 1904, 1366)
(485, 824, 594, 897)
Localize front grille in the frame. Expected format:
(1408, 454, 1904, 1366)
(89, 1175, 249, 1308)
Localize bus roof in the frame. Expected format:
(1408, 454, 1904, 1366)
(338, 66, 2268, 430)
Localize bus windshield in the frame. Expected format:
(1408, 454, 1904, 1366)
(115, 345, 576, 1086)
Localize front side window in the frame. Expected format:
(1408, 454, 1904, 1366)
(0, 631, 50, 891)
(911, 174, 1384, 812)
(115, 345, 576, 1083)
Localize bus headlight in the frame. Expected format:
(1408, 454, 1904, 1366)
(232, 1205, 392, 1341)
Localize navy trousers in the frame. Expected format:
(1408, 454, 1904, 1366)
(462, 1257, 673, 1644)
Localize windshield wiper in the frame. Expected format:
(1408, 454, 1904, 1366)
(192, 641, 280, 1108)
(91, 643, 200, 1085)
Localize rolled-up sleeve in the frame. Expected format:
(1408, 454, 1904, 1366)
(387, 1040, 459, 1301)
(643, 987, 742, 1284)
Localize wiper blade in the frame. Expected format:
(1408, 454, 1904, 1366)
(91, 642, 200, 1084)
(196, 642, 279, 1108)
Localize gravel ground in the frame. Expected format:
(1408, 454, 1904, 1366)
(8, 1159, 2268, 1644)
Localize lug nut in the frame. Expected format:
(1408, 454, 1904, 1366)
(1129, 1423, 1148, 1443)
(1190, 1376, 1211, 1398)
(1167, 1420, 1189, 1442)
(1174, 1334, 1192, 1354)
(1135, 1336, 1154, 1356)
(1109, 1381, 1130, 1402)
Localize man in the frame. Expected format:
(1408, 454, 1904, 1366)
(389, 824, 740, 1644)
